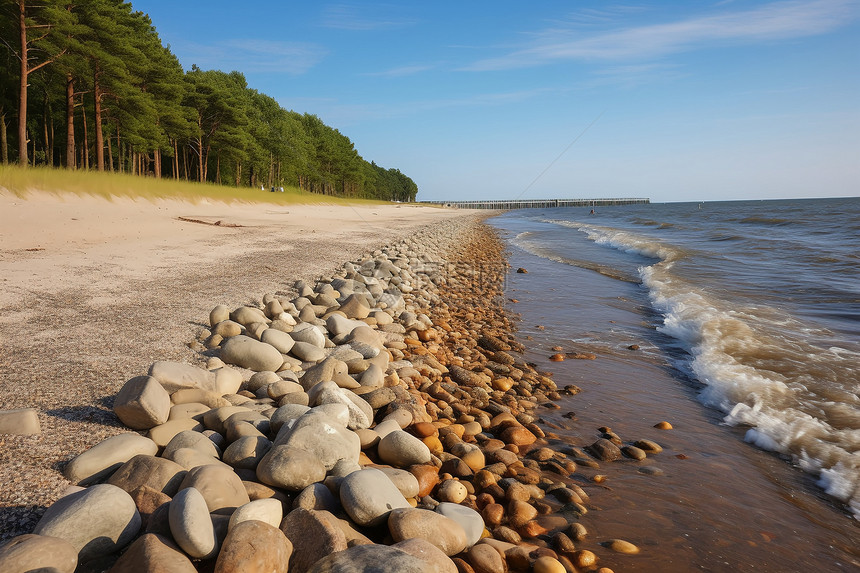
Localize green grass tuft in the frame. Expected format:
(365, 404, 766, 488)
(0, 164, 388, 206)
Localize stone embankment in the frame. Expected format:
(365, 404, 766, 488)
(0, 218, 651, 572)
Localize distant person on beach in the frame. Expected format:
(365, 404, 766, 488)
(590, 209, 595, 215)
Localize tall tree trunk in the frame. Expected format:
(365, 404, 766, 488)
(2, 112, 9, 164)
(117, 126, 123, 172)
(172, 139, 179, 179)
(65, 74, 75, 169)
(107, 132, 113, 171)
(154, 149, 161, 178)
(81, 100, 89, 170)
(46, 99, 54, 166)
(18, 0, 29, 166)
(197, 139, 204, 182)
(183, 143, 189, 181)
(215, 151, 220, 184)
(93, 68, 104, 171)
(202, 143, 210, 182)
(43, 107, 48, 165)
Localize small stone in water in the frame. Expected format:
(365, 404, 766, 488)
(516, 267, 528, 273)
(549, 354, 565, 362)
(654, 421, 673, 430)
(603, 538, 640, 554)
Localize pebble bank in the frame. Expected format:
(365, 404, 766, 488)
(0, 218, 660, 572)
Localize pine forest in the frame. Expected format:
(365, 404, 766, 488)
(0, 0, 419, 202)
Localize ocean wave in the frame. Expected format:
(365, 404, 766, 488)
(543, 219, 684, 262)
(737, 216, 793, 226)
(641, 262, 860, 519)
(552, 217, 860, 519)
(511, 232, 639, 283)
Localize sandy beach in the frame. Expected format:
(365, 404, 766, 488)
(0, 191, 470, 540)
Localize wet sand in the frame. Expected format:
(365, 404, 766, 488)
(499, 224, 860, 571)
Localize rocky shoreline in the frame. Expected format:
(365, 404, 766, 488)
(0, 217, 644, 572)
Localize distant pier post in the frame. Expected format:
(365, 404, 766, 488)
(422, 198, 650, 209)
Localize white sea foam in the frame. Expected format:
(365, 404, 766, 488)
(567, 220, 860, 519)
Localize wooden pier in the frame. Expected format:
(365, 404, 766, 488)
(422, 198, 649, 210)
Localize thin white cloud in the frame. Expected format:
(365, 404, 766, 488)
(586, 62, 686, 88)
(321, 3, 415, 30)
(365, 64, 436, 78)
(181, 39, 327, 75)
(465, 0, 858, 71)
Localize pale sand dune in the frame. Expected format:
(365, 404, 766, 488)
(0, 192, 463, 308)
(0, 190, 472, 539)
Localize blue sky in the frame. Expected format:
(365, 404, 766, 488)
(131, 1, 859, 203)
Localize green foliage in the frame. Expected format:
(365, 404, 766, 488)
(0, 0, 417, 200)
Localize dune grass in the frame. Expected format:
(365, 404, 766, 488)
(0, 164, 388, 206)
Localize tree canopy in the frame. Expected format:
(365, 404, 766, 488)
(0, 0, 418, 201)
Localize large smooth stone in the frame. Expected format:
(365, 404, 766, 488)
(149, 361, 217, 394)
(169, 487, 218, 559)
(203, 406, 253, 435)
(280, 508, 348, 573)
(163, 430, 221, 460)
(169, 448, 232, 471)
(261, 329, 295, 354)
(0, 408, 41, 436)
(148, 418, 204, 449)
(290, 323, 326, 348)
(300, 357, 348, 391)
(293, 483, 340, 513)
(338, 294, 371, 320)
(339, 468, 410, 527)
(171, 388, 230, 408)
(435, 502, 485, 548)
(210, 305, 230, 326)
(393, 538, 457, 573)
(107, 454, 186, 496)
(376, 467, 420, 499)
(33, 484, 141, 562)
(223, 436, 272, 470)
(291, 342, 326, 363)
(309, 381, 372, 430)
(221, 335, 284, 372)
(359, 363, 385, 389)
(213, 367, 243, 395)
(178, 465, 250, 512)
(269, 404, 311, 434)
(388, 508, 468, 556)
(108, 533, 197, 573)
(213, 319, 243, 338)
(587, 438, 623, 461)
(214, 520, 292, 573)
(377, 430, 431, 468)
(256, 445, 326, 491)
(230, 306, 269, 327)
(308, 543, 430, 573)
(275, 410, 360, 470)
(326, 314, 364, 337)
(228, 499, 284, 531)
(64, 433, 158, 485)
(0, 534, 78, 573)
(113, 376, 171, 430)
(467, 543, 506, 573)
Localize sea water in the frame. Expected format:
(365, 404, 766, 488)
(491, 197, 859, 571)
